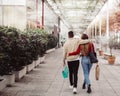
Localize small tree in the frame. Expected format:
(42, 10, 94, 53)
(108, 36, 115, 57)
(107, 36, 116, 64)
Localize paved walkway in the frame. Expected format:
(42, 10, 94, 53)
(0, 47, 120, 96)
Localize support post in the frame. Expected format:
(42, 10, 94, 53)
(42, 0, 44, 29)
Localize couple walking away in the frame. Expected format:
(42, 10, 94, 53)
(63, 31, 97, 94)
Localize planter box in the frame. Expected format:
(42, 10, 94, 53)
(40, 56, 45, 64)
(46, 48, 55, 53)
(15, 66, 27, 82)
(0, 77, 7, 91)
(35, 58, 40, 67)
(26, 61, 35, 73)
(4, 74, 15, 87)
(33, 61, 36, 68)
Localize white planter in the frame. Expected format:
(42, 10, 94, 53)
(35, 58, 40, 67)
(4, 74, 15, 87)
(15, 66, 26, 82)
(40, 56, 45, 64)
(46, 48, 55, 53)
(26, 61, 35, 73)
(0, 77, 7, 91)
(33, 61, 36, 68)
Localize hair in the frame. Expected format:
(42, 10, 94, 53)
(68, 31, 74, 38)
(81, 34, 89, 40)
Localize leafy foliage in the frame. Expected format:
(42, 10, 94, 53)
(0, 26, 58, 75)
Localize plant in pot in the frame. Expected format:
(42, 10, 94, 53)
(107, 37, 116, 65)
(98, 36, 105, 56)
(0, 26, 16, 86)
(46, 34, 58, 50)
(99, 46, 104, 56)
(34, 28, 48, 57)
(0, 27, 14, 75)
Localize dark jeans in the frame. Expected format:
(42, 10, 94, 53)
(67, 60, 79, 88)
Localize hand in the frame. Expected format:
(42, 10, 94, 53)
(63, 63, 66, 67)
(96, 62, 98, 65)
(63, 59, 66, 67)
(68, 53, 71, 56)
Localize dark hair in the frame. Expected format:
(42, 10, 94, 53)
(68, 31, 74, 38)
(81, 34, 88, 39)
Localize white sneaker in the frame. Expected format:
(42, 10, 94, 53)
(69, 85, 73, 89)
(73, 88, 77, 94)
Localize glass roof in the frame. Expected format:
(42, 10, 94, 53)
(46, 0, 107, 33)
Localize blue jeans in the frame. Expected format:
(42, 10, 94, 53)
(81, 56, 93, 86)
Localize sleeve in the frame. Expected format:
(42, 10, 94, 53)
(63, 43, 67, 59)
(79, 39, 90, 44)
(68, 45, 81, 56)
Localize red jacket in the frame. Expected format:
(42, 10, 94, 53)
(69, 43, 95, 56)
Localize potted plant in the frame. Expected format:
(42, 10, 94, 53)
(99, 47, 104, 56)
(98, 36, 106, 56)
(107, 37, 116, 65)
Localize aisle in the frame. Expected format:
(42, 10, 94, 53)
(0, 48, 120, 96)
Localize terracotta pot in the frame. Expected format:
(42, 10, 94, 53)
(107, 55, 116, 65)
(99, 50, 104, 56)
(104, 53, 110, 60)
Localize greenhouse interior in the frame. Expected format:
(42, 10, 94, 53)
(0, 0, 120, 96)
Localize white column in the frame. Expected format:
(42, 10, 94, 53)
(90, 27, 92, 39)
(91, 26, 93, 39)
(99, 19, 102, 50)
(106, 1, 109, 40)
(1, 0, 4, 25)
(93, 25, 95, 39)
(95, 23, 97, 38)
(106, 1, 110, 52)
(99, 20, 102, 37)
(91, 27, 92, 39)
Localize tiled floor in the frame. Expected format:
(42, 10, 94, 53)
(0, 47, 120, 96)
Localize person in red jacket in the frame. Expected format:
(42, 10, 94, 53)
(63, 31, 90, 94)
(68, 34, 96, 94)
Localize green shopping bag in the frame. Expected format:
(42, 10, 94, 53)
(62, 66, 69, 79)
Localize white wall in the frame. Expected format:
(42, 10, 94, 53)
(3, 6, 26, 30)
(0, 0, 26, 30)
(0, 7, 2, 25)
(1, 0, 26, 5)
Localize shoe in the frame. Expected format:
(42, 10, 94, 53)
(73, 88, 77, 94)
(69, 85, 73, 89)
(82, 82, 86, 89)
(87, 84, 92, 93)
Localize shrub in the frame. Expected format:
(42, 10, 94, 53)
(47, 34, 58, 50)
(0, 26, 58, 75)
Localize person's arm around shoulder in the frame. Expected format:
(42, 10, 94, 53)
(79, 38, 91, 45)
(68, 45, 81, 56)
